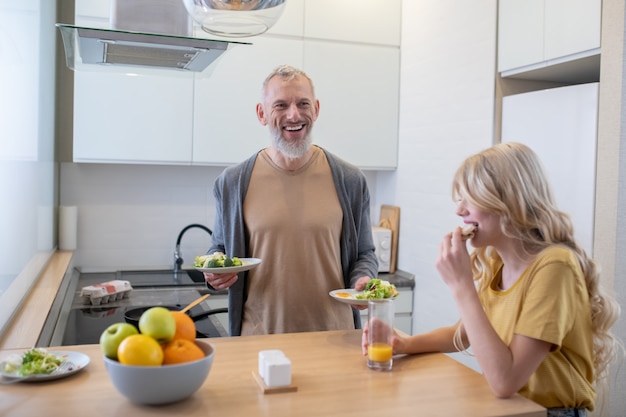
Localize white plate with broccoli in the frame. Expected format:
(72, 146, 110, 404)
(193, 256, 262, 274)
(1, 349, 90, 382)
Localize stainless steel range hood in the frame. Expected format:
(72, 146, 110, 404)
(57, 24, 248, 72)
(56, 0, 252, 73)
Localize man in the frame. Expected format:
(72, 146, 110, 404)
(204, 64, 377, 336)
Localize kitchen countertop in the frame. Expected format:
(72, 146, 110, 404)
(0, 330, 545, 417)
(0, 252, 74, 351)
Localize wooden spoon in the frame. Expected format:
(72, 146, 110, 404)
(180, 294, 210, 313)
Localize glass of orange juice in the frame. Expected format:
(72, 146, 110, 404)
(367, 299, 394, 371)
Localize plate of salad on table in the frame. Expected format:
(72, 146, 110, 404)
(0, 348, 90, 383)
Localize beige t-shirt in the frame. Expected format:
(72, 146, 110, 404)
(240, 147, 355, 335)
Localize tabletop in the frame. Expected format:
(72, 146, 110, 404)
(0, 330, 546, 417)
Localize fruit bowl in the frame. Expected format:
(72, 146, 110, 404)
(103, 340, 215, 405)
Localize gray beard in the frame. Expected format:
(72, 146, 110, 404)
(270, 126, 313, 159)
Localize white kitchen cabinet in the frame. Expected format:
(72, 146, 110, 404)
(192, 37, 303, 165)
(303, 40, 399, 169)
(497, 0, 544, 72)
(501, 83, 598, 254)
(498, 0, 601, 79)
(74, 70, 194, 164)
(360, 287, 413, 335)
(304, 0, 401, 47)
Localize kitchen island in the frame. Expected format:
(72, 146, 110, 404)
(0, 330, 545, 417)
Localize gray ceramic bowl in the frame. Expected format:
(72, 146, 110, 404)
(103, 340, 215, 405)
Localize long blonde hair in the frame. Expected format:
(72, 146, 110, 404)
(451, 142, 621, 384)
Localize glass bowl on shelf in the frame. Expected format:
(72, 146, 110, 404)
(182, 0, 287, 38)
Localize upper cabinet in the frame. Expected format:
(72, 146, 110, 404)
(71, 0, 401, 169)
(304, 0, 401, 46)
(74, 70, 194, 164)
(303, 41, 399, 170)
(497, 0, 601, 82)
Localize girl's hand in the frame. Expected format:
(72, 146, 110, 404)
(361, 320, 408, 355)
(435, 227, 474, 292)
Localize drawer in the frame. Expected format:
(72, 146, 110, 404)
(394, 288, 413, 314)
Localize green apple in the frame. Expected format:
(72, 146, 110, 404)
(138, 307, 176, 343)
(99, 322, 138, 360)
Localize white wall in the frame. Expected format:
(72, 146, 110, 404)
(387, 0, 497, 370)
(61, 163, 223, 271)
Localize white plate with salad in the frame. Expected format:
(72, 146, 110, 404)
(329, 279, 399, 306)
(0, 349, 90, 382)
(193, 254, 262, 274)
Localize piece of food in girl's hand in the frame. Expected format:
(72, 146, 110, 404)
(193, 253, 243, 268)
(461, 224, 477, 240)
(355, 279, 398, 300)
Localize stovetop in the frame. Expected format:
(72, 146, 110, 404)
(59, 270, 228, 345)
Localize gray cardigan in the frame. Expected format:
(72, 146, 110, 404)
(208, 146, 378, 336)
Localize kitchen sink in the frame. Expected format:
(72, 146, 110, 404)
(113, 268, 208, 288)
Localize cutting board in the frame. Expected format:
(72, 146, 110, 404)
(378, 205, 400, 273)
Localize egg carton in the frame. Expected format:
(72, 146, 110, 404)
(80, 280, 133, 306)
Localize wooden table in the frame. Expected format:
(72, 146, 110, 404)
(0, 330, 546, 417)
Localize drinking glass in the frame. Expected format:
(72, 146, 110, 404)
(367, 299, 394, 371)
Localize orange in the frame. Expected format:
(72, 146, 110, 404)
(171, 311, 197, 342)
(162, 339, 205, 365)
(117, 334, 164, 366)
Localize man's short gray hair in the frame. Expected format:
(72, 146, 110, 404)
(261, 64, 315, 100)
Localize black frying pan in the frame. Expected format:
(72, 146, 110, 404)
(123, 305, 228, 338)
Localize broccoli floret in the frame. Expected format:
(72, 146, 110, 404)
(223, 257, 234, 267)
(232, 257, 243, 266)
(207, 258, 220, 268)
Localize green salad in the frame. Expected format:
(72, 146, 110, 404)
(3, 348, 64, 377)
(193, 253, 243, 268)
(355, 279, 398, 300)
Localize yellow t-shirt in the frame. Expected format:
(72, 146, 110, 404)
(480, 245, 595, 410)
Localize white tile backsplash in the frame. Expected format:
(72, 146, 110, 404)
(61, 163, 223, 271)
(61, 162, 379, 272)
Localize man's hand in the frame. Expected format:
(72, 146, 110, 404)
(204, 272, 238, 290)
(353, 276, 372, 310)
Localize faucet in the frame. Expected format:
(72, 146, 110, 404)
(174, 223, 213, 272)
